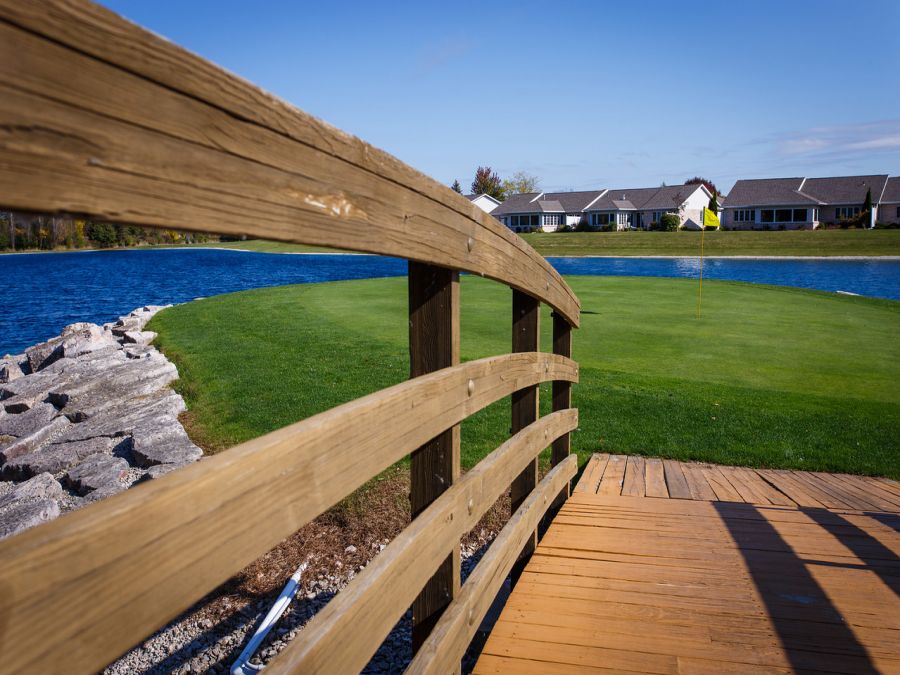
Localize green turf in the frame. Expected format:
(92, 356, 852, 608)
(179, 230, 900, 258)
(523, 229, 900, 257)
(148, 276, 900, 478)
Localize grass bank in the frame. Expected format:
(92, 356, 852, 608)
(149, 276, 900, 477)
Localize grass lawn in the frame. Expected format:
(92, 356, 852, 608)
(149, 276, 900, 478)
(181, 230, 900, 258)
(523, 229, 900, 257)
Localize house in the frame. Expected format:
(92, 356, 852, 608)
(583, 183, 713, 231)
(879, 177, 900, 225)
(464, 193, 501, 214)
(722, 174, 890, 230)
(492, 185, 712, 233)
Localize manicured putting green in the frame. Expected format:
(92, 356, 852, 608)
(149, 276, 899, 478)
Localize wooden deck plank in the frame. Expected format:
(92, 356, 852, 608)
(718, 466, 772, 504)
(701, 466, 746, 502)
(785, 471, 858, 509)
(680, 463, 717, 501)
(620, 456, 646, 497)
(755, 470, 826, 507)
(573, 453, 608, 494)
(800, 472, 881, 511)
(644, 458, 668, 498)
(840, 474, 900, 509)
(476, 483, 900, 675)
(662, 460, 691, 499)
(597, 454, 627, 496)
(738, 468, 798, 506)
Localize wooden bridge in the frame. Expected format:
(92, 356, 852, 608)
(0, 2, 897, 673)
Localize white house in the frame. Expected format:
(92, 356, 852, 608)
(583, 184, 714, 231)
(491, 190, 605, 232)
(464, 193, 501, 214)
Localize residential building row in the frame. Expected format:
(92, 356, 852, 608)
(487, 183, 714, 233)
(467, 173, 899, 233)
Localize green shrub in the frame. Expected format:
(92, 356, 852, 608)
(658, 213, 680, 231)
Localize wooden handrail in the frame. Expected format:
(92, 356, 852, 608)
(0, 354, 576, 673)
(267, 410, 578, 674)
(0, 0, 579, 327)
(0, 2, 583, 672)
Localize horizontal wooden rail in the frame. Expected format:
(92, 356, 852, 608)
(0, 0, 579, 326)
(406, 455, 578, 675)
(267, 409, 579, 674)
(0, 353, 577, 674)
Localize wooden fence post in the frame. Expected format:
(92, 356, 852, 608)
(408, 261, 461, 653)
(551, 311, 573, 509)
(510, 289, 539, 580)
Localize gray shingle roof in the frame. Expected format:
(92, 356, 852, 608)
(725, 178, 821, 207)
(585, 185, 703, 211)
(882, 177, 900, 203)
(801, 175, 889, 205)
(491, 192, 541, 215)
(536, 200, 565, 213)
(540, 190, 606, 213)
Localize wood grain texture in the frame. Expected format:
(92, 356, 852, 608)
(476, 492, 900, 674)
(662, 459, 691, 499)
(644, 458, 668, 498)
(510, 290, 540, 571)
(573, 453, 608, 494)
(267, 411, 578, 675)
(0, 2, 579, 325)
(0, 352, 577, 674)
(408, 262, 461, 650)
(405, 455, 578, 675)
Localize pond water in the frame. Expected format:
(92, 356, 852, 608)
(1, 248, 897, 354)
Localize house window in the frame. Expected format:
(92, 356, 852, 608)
(793, 209, 807, 222)
(592, 213, 615, 226)
(814, 209, 819, 221)
(761, 210, 774, 223)
(542, 214, 561, 228)
(836, 206, 861, 220)
(896, 206, 899, 217)
(734, 209, 754, 222)
(775, 209, 792, 222)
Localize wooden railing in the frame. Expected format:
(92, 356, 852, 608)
(0, 2, 581, 673)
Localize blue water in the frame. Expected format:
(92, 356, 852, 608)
(1, 249, 897, 355)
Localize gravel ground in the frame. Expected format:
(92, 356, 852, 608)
(104, 536, 498, 675)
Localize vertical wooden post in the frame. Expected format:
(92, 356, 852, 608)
(510, 289, 539, 579)
(551, 311, 573, 508)
(408, 261, 460, 653)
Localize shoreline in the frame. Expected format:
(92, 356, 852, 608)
(3, 247, 899, 261)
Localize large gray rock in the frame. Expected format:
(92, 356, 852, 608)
(55, 389, 186, 443)
(121, 330, 157, 345)
(25, 324, 118, 374)
(0, 499, 60, 539)
(0, 355, 26, 384)
(131, 417, 202, 467)
(25, 335, 67, 372)
(1, 436, 119, 480)
(0, 472, 64, 508)
(0, 416, 70, 464)
(51, 354, 178, 422)
(0, 402, 58, 438)
(65, 454, 129, 495)
(1, 371, 58, 412)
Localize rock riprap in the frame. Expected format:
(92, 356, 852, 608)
(0, 306, 202, 540)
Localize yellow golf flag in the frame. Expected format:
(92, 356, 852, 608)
(703, 207, 720, 229)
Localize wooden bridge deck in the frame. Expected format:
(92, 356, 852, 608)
(474, 455, 900, 674)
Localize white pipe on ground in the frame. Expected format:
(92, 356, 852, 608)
(230, 560, 309, 675)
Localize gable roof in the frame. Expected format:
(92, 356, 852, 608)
(725, 178, 822, 207)
(882, 177, 900, 203)
(540, 190, 606, 213)
(726, 175, 890, 207)
(801, 175, 889, 205)
(464, 193, 501, 206)
(536, 200, 565, 213)
(491, 192, 542, 215)
(585, 184, 705, 211)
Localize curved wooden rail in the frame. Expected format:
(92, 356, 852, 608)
(0, 2, 583, 672)
(0, 0, 579, 326)
(268, 409, 579, 674)
(0, 353, 576, 674)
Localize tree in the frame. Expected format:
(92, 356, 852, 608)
(708, 192, 719, 212)
(450, 179, 462, 194)
(684, 176, 719, 197)
(471, 166, 504, 200)
(658, 213, 681, 231)
(88, 221, 117, 247)
(501, 171, 540, 196)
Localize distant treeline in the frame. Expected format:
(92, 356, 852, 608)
(0, 212, 223, 251)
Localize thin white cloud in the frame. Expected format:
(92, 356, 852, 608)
(412, 35, 472, 79)
(775, 119, 900, 158)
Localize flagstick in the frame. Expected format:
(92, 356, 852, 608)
(697, 218, 705, 319)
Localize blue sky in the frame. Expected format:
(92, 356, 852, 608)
(100, 0, 899, 195)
